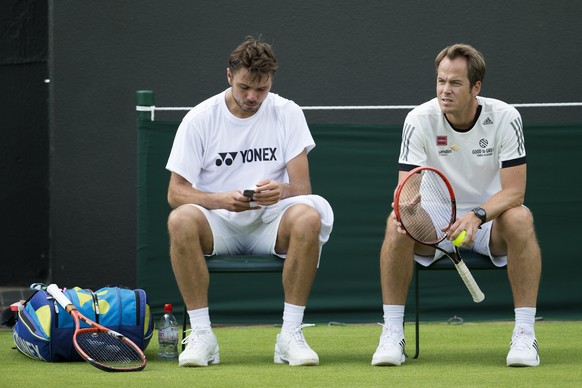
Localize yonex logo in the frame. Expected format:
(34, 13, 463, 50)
(215, 147, 278, 167)
(483, 117, 493, 125)
(479, 139, 488, 148)
(13, 332, 48, 361)
(215, 152, 238, 166)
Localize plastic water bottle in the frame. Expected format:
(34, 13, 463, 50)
(157, 303, 179, 360)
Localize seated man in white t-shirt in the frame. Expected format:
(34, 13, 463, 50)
(166, 36, 333, 368)
(371, 44, 542, 368)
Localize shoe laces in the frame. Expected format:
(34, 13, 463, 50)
(182, 327, 213, 348)
(510, 326, 537, 352)
(284, 323, 315, 349)
(377, 323, 405, 349)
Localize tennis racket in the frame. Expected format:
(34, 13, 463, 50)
(394, 166, 485, 303)
(46, 284, 147, 372)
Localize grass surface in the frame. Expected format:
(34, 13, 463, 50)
(1, 321, 581, 387)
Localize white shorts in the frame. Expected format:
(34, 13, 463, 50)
(414, 220, 507, 267)
(188, 194, 334, 266)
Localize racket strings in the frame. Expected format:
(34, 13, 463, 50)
(76, 330, 143, 369)
(398, 170, 453, 244)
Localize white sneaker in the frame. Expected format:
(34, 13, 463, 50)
(506, 326, 540, 367)
(178, 327, 220, 367)
(274, 324, 319, 366)
(371, 323, 406, 366)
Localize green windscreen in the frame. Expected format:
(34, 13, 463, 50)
(137, 118, 582, 324)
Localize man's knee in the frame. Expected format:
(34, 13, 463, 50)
(168, 205, 214, 255)
(384, 211, 410, 242)
(168, 205, 203, 236)
(381, 211, 417, 256)
(285, 204, 321, 237)
(298, 206, 321, 233)
(497, 206, 535, 232)
(493, 207, 539, 253)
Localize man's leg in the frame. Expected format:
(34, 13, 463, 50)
(490, 207, 541, 367)
(167, 205, 219, 367)
(168, 205, 214, 309)
(273, 204, 321, 366)
(276, 204, 320, 306)
(491, 207, 541, 308)
(372, 211, 419, 366)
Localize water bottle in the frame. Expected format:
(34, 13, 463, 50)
(157, 303, 179, 360)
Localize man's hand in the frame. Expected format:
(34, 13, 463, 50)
(221, 190, 261, 212)
(252, 180, 283, 206)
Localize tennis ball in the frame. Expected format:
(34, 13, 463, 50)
(452, 230, 467, 247)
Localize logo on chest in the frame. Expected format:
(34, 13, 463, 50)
(472, 138, 494, 157)
(215, 147, 278, 167)
(435, 135, 460, 156)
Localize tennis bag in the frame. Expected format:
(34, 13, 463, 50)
(12, 286, 154, 362)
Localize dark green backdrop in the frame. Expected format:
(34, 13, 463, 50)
(137, 113, 582, 325)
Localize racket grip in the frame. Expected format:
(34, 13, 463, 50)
(47, 284, 75, 310)
(454, 261, 485, 303)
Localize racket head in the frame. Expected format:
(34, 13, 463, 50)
(394, 166, 456, 245)
(72, 317, 147, 372)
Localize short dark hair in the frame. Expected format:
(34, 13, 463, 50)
(228, 36, 278, 83)
(435, 44, 486, 88)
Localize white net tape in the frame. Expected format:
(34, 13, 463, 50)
(136, 102, 582, 121)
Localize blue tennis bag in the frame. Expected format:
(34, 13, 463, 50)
(12, 286, 154, 362)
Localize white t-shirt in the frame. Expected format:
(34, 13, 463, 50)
(167, 89, 315, 194)
(398, 96, 526, 215)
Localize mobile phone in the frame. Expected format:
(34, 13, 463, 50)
(243, 189, 255, 199)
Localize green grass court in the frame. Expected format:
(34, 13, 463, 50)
(2, 321, 581, 387)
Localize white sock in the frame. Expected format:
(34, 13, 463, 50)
(282, 302, 305, 332)
(514, 307, 536, 336)
(188, 307, 211, 329)
(383, 305, 405, 335)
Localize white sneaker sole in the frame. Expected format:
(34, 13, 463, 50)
(179, 352, 220, 367)
(274, 353, 319, 366)
(371, 354, 405, 366)
(506, 356, 539, 367)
